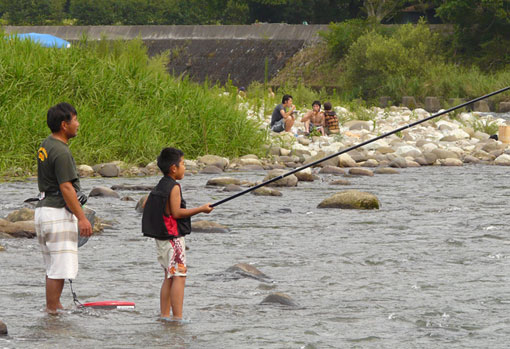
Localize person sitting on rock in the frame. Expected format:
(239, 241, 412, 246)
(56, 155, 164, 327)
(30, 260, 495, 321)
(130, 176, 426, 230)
(323, 101, 340, 135)
(270, 94, 295, 133)
(301, 100, 325, 136)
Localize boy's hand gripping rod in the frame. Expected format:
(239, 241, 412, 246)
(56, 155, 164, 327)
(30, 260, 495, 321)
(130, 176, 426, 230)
(211, 86, 510, 208)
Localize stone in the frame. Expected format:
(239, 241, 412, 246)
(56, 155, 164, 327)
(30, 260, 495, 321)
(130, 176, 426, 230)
(376, 146, 395, 154)
(303, 151, 339, 168)
(238, 164, 265, 171)
(226, 263, 270, 281)
(0, 219, 35, 238)
(96, 163, 120, 177)
(344, 120, 371, 131)
(7, 208, 34, 222)
(206, 177, 242, 187)
(432, 149, 459, 160)
(495, 154, 510, 165)
(440, 135, 458, 142)
(297, 137, 311, 145)
(120, 196, 135, 201)
(473, 100, 490, 112)
(422, 152, 438, 165)
(200, 165, 223, 174)
(374, 167, 399, 174)
(239, 158, 262, 166)
(77, 164, 94, 177)
(260, 293, 298, 307)
(473, 131, 490, 140)
(499, 102, 510, 113)
(319, 166, 345, 175)
(440, 158, 463, 166)
(361, 159, 379, 167)
(463, 155, 480, 164)
(280, 148, 291, 156)
(425, 97, 441, 112)
(251, 187, 282, 196)
(192, 220, 230, 233)
(338, 153, 356, 167)
(89, 186, 120, 198)
(223, 184, 243, 192)
(473, 150, 495, 161)
(348, 168, 374, 176)
(329, 179, 351, 185)
(0, 244, 5, 251)
(263, 169, 298, 187)
(294, 168, 314, 182)
(402, 96, 417, 109)
(482, 140, 505, 153)
(317, 190, 380, 209)
(386, 154, 407, 168)
(197, 154, 229, 170)
(135, 195, 148, 213)
(395, 145, 422, 158)
(0, 320, 7, 335)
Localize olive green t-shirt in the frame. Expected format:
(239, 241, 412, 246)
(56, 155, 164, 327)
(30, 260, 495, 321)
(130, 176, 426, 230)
(36, 135, 80, 208)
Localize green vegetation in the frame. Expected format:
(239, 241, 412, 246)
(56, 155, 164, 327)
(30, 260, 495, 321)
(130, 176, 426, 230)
(0, 34, 266, 176)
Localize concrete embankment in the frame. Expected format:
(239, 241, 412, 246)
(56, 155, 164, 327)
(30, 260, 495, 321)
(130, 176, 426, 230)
(4, 24, 328, 87)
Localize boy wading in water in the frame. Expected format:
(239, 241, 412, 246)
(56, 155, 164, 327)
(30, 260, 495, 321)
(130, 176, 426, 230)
(142, 148, 213, 322)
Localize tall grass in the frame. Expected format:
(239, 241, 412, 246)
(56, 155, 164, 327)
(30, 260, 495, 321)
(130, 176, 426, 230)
(0, 34, 266, 176)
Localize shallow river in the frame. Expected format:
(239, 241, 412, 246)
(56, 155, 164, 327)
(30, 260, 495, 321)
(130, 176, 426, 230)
(1, 165, 510, 348)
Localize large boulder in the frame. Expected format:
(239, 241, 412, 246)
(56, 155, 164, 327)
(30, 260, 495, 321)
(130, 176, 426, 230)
(89, 186, 120, 198)
(425, 97, 441, 112)
(318, 190, 380, 209)
(495, 154, 510, 166)
(206, 177, 242, 187)
(432, 149, 459, 160)
(94, 163, 120, 177)
(338, 153, 356, 167)
(0, 219, 35, 238)
(294, 168, 314, 182)
(197, 155, 229, 170)
(263, 169, 298, 187)
(226, 263, 270, 281)
(77, 164, 94, 177)
(7, 208, 34, 222)
(192, 220, 230, 233)
(200, 165, 223, 174)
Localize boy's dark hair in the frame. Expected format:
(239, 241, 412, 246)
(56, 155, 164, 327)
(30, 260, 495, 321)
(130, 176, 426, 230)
(323, 102, 332, 111)
(282, 94, 293, 104)
(47, 102, 77, 133)
(157, 147, 184, 175)
(312, 100, 321, 107)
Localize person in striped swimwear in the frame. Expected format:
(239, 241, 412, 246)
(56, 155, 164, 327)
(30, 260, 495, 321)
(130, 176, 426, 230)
(35, 103, 92, 314)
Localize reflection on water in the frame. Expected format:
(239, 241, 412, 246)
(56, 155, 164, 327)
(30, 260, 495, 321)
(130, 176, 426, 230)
(2, 165, 510, 348)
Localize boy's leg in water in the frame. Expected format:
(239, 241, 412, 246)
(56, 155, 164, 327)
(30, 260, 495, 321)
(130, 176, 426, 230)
(46, 276, 64, 314)
(170, 276, 186, 319)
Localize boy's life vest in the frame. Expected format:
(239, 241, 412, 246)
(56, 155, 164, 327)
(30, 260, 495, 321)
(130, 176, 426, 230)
(142, 176, 191, 239)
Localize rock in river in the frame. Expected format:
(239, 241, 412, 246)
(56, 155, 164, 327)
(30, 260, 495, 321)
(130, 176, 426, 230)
(260, 293, 299, 307)
(226, 263, 270, 281)
(192, 220, 230, 233)
(318, 190, 380, 209)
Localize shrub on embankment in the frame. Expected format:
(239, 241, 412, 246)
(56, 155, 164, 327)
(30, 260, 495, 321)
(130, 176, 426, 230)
(0, 34, 266, 176)
(271, 21, 510, 105)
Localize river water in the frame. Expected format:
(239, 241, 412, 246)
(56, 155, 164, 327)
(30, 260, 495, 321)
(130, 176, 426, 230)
(1, 165, 510, 348)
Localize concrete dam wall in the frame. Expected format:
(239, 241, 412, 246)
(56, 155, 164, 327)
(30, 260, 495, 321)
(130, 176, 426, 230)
(4, 24, 328, 87)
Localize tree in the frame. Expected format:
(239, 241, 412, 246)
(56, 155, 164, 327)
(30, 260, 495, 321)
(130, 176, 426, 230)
(363, 0, 407, 22)
(1, 0, 66, 25)
(69, 0, 116, 25)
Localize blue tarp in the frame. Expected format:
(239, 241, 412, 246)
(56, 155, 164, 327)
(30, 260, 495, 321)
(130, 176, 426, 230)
(13, 33, 71, 48)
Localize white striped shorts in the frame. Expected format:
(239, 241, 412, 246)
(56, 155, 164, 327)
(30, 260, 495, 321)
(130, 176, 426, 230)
(35, 207, 78, 279)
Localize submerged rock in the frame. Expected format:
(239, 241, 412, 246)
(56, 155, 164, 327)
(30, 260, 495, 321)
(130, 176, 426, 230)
(200, 165, 223, 174)
(135, 195, 148, 213)
(0, 219, 35, 238)
(223, 184, 243, 192)
(251, 187, 282, 196)
(294, 168, 314, 182)
(226, 263, 270, 281)
(348, 168, 374, 177)
(318, 190, 380, 210)
(89, 186, 120, 198)
(374, 167, 399, 175)
(111, 184, 154, 191)
(319, 166, 345, 175)
(192, 220, 230, 233)
(329, 179, 351, 185)
(260, 293, 299, 307)
(94, 163, 120, 177)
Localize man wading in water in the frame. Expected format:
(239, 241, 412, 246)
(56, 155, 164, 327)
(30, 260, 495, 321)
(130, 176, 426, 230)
(35, 103, 92, 314)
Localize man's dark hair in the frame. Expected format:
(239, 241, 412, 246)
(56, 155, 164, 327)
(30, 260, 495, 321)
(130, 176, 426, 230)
(312, 100, 321, 107)
(157, 147, 184, 175)
(323, 102, 332, 111)
(282, 94, 293, 104)
(47, 102, 77, 133)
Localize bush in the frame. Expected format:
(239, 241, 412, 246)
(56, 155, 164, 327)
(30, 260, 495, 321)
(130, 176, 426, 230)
(320, 19, 378, 60)
(0, 34, 267, 176)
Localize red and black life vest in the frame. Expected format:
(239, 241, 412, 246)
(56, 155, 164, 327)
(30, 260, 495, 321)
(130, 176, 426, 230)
(142, 176, 191, 240)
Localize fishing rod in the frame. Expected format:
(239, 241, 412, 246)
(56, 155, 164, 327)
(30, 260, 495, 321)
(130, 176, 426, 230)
(211, 86, 510, 208)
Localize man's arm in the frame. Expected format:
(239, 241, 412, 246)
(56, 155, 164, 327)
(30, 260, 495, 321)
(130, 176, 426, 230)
(301, 110, 312, 122)
(60, 181, 92, 237)
(280, 105, 296, 120)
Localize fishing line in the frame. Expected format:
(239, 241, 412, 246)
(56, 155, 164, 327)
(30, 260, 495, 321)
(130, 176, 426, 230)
(211, 86, 510, 207)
